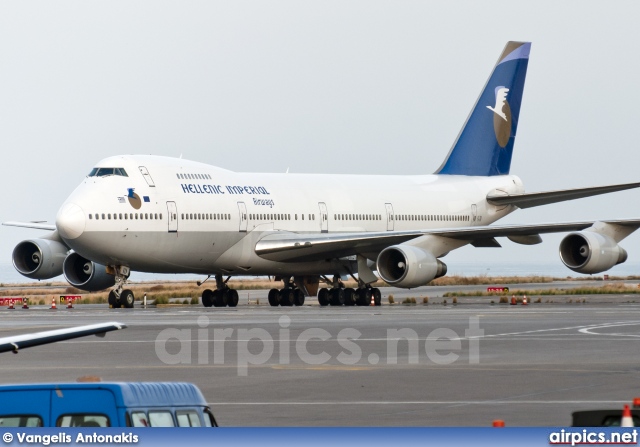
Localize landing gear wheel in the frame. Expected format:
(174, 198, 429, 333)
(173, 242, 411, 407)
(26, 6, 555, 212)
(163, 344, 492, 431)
(108, 291, 117, 308)
(213, 290, 228, 307)
(343, 288, 355, 306)
(330, 288, 345, 306)
(294, 289, 305, 306)
(228, 289, 239, 307)
(356, 288, 372, 306)
(268, 289, 280, 307)
(202, 289, 214, 307)
(280, 288, 294, 307)
(372, 288, 382, 306)
(318, 288, 329, 306)
(121, 289, 135, 309)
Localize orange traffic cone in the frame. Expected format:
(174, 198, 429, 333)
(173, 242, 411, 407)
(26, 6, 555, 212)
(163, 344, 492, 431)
(370, 294, 375, 306)
(67, 298, 73, 309)
(492, 420, 505, 427)
(622, 404, 634, 427)
(22, 298, 29, 309)
(522, 295, 528, 305)
(510, 295, 517, 305)
(7, 300, 15, 310)
(50, 298, 57, 310)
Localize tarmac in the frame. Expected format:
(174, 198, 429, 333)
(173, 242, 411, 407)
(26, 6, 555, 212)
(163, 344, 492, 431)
(1, 284, 640, 426)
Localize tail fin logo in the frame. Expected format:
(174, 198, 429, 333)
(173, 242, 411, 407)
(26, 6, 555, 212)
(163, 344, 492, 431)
(486, 86, 512, 148)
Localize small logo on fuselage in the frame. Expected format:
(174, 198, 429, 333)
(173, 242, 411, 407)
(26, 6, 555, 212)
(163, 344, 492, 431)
(127, 188, 142, 209)
(486, 86, 511, 148)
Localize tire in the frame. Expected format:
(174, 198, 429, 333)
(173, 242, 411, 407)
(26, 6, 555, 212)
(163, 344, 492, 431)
(330, 288, 344, 306)
(372, 288, 382, 306)
(228, 289, 239, 307)
(294, 289, 305, 306)
(318, 288, 329, 306)
(121, 289, 135, 309)
(268, 288, 280, 307)
(108, 291, 117, 308)
(280, 288, 294, 307)
(213, 290, 228, 307)
(343, 288, 355, 306)
(356, 288, 371, 306)
(202, 289, 214, 307)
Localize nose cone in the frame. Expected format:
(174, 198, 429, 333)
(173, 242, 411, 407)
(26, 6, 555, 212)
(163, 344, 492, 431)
(56, 203, 86, 240)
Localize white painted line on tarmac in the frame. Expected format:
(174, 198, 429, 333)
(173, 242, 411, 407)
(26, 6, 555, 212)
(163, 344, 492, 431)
(578, 321, 640, 337)
(210, 400, 630, 406)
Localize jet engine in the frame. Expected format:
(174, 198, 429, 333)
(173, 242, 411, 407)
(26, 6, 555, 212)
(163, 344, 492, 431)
(63, 252, 115, 291)
(12, 239, 68, 280)
(377, 245, 447, 288)
(559, 231, 628, 274)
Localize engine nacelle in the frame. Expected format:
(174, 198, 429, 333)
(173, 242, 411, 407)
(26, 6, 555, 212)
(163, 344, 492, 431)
(377, 245, 447, 288)
(12, 239, 68, 280)
(63, 252, 115, 291)
(559, 231, 628, 274)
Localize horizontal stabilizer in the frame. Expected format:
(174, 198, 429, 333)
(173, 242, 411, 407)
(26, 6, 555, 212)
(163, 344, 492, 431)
(487, 182, 640, 209)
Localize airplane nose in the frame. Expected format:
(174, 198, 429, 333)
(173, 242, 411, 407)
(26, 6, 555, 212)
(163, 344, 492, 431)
(56, 203, 86, 240)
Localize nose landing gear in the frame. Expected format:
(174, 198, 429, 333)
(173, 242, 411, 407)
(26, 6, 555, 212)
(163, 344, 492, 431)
(108, 266, 135, 309)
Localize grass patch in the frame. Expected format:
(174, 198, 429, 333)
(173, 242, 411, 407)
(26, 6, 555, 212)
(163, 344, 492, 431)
(444, 282, 640, 297)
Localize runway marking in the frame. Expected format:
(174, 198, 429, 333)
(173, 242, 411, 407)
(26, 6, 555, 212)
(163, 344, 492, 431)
(481, 321, 640, 339)
(578, 322, 640, 337)
(271, 365, 369, 371)
(210, 400, 631, 406)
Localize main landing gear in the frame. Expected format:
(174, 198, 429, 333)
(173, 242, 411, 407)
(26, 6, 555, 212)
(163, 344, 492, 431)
(201, 274, 240, 308)
(108, 266, 135, 309)
(317, 275, 382, 307)
(267, 277, 306, 307)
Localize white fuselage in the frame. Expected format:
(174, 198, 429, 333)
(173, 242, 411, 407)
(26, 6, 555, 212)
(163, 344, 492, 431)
(55, 155, 524, 276)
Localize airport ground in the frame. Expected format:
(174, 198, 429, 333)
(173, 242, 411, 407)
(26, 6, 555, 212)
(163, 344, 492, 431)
(1, 281, 640, 426)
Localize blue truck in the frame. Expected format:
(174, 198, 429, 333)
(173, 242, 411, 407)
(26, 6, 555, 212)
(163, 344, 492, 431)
(0, 382, 217, 427)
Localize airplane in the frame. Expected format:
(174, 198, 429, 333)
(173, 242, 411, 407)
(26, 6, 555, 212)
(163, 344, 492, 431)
(0, 322, 126, 354)
(4, 41, 640, 309)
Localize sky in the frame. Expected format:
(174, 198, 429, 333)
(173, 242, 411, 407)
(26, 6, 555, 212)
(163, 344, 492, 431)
(1, 1, 639, 282)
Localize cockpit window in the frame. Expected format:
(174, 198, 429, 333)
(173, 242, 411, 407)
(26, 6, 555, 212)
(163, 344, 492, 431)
(88, 168, 128, 177)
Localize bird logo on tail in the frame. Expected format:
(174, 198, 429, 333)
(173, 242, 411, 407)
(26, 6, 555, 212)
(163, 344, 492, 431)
(486, 86, 512, 147)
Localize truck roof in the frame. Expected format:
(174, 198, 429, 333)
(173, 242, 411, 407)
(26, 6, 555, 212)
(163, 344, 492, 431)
(0, 382, 208, 408)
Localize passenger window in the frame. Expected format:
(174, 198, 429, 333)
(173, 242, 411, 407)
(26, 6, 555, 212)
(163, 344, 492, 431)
(0, 415, 43, 427)
(148, 411, 175, 427)
(130, 412, 149, 427)
(57, 414, 110, 427)
(176, 411, 202, 427)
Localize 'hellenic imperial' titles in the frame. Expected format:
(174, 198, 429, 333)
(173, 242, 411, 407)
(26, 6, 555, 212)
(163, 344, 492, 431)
(180, 184, 270, 195)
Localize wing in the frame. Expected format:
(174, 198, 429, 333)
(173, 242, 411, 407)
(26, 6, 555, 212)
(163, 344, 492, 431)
(3, 221, 56, 231)
(255, 219, 640, 262)
(487, 181, 640, 209)
(0, 322, 127, 353)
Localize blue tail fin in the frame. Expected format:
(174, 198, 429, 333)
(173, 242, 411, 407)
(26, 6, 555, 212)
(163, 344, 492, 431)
(435, 41, 530, 176)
